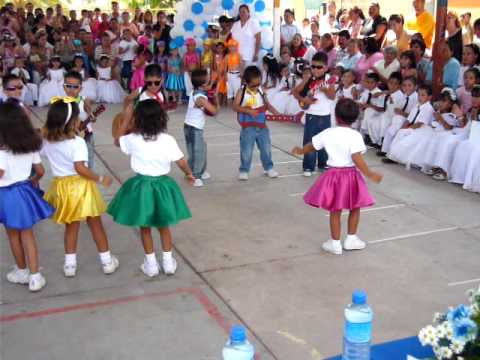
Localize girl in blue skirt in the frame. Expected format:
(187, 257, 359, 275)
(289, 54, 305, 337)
(108, 99, 194, 278)
(0, 101, 54, 292)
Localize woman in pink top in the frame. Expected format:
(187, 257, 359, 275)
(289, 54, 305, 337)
(354, 37, 384, 80)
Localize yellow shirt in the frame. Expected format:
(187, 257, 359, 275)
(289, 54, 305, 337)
(407, 11, 435, 48)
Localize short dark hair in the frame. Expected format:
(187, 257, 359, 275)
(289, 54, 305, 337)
(472, 85, 480, 97)
(465, 43, 480, 65)
(311, 51, 328, 64)
(389, 71, 402, 83)
(418, 84, 432, 96)
(64, 70, 83, 83)
(335, 98, 359, 124)
(242, 65, 262, 84)
(191, 69, 208, 88)
(365, 72, 380, 83)
(337, 29, 350, 39)
(410, 38, 426, 54)
(133, 99, 168, 140)
(44, 101, 80, 142)
(389, 14, 404, 24)
(144, 63, 162, 78)
(0, 102, 42, 154)
(465, 67, 480, 82)
(400, 50, 417, 69)
(2, 73, 20, 88)
(363, 37, 379, 55)
(473, 18, 480, 30)
(402, 76, 417, 86)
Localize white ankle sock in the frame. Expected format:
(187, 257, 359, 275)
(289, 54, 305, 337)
(163, 251, 172, 261)
(30, 272, 42, 281)
(145, 253, 157, 266)
(346, 234, 357, 240)
(17, 267, 29, 273)
(99, 251, 112, 265)
(65, 253, 77, 266)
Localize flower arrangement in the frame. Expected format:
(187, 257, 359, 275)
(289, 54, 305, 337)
(418, 285, 480, 359)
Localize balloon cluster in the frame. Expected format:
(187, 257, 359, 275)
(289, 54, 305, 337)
(170, 0, 273, 59)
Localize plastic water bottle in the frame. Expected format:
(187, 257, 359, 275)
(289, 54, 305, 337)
(342, 290, 373, 360)
(222, 325, 255, 360)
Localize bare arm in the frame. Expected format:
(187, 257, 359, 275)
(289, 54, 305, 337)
(175, 158, 195, 185)
(291, 143, 316, 156)
(232, 89, 256, 116)
(30, 163, 45, 186)
(351, 152, 383, 183)
(253, 32, 261, 61)
(74, 161, 112, 187)
(321, 85, 336, 100)
(196, 97, 218, 116)
(113, 104, 134, 145)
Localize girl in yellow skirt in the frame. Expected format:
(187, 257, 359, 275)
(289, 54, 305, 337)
(41, 97, 119, 278)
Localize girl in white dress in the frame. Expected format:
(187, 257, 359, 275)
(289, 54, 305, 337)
(262, 55, 280, 104)
(96, 55, 126, 104)
(449, 85, 480, 191)
(410, 88, 464, 178)
(458, 44, 480, 87)
(387, 84, 435, 166)
(71, 54, 97, 101)
(269, 64, 302, 115)
(38, 56, 65, 107)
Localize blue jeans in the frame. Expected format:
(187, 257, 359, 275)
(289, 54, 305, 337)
(85, 133, 95, 170)
(239, 127, 273, 173)
(184, 125, 207, 178)
(303, 114, 330, 171)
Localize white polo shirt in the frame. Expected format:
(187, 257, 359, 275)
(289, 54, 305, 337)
(231, 18, 261, 62)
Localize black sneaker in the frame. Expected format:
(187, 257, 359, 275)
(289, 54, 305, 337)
(382, 158, 397, 164)
(376, 150, 386, 157)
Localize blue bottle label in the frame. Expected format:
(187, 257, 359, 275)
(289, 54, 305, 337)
(345, 321, 372, 343)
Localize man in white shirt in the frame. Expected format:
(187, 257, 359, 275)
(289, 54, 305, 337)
(231, 5, 261, 68)
(118, 28, 137, 89)
(281, 9, 300, 45)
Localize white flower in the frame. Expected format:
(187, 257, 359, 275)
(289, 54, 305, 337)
(419, 325, 438, 346)
(442, 321, 454, 339)
(436, 325, 446, 338)
(450, 339, 466, 355)
(440, 347, 453, 359)
(433, 312, 445, 323)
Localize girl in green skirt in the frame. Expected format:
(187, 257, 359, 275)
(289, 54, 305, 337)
(108, 99, 194, 277)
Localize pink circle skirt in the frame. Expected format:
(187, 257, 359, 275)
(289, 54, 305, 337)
(303, 167, 375, 212)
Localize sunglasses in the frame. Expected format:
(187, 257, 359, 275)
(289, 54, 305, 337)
(5, 85, 23, 91)
(64, 84, 81, 89)
(146, 80, 162, 86)
(311, 65, 325, 70)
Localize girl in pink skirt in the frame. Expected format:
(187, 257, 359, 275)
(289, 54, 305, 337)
(292, 98, 383, 255)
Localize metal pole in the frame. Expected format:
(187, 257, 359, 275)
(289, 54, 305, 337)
(273, 0, 281, 58)
(432, 0, 448, 98)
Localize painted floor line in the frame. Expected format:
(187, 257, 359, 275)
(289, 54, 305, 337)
(222, 149, 283, 156)
(255, 160, 302, 166)
(322, 204, 407, 216)
(448, 278, 480, 287)
(289, 192, 305, 197)
(278, 173, 305, 178)
(368, 226, 458, 244)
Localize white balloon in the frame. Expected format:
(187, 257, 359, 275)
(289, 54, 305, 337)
(193, 26, 205, 37)
(261, 29, 273, 49)
(170, 27, 181, 38)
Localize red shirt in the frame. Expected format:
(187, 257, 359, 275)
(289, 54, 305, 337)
(291, 45, 307, 58)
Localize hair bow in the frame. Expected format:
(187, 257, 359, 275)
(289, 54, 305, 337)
(50, 97, 78, 124)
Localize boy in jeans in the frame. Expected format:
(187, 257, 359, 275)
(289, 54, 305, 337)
(293, 52, 336, 176)
(184, 69, 218, 187)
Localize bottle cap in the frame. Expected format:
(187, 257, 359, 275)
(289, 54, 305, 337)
(352, 290, 367, 305)
(230, 325, 247, 343)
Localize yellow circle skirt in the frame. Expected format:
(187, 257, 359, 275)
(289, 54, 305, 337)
(44, 175, 107, 224)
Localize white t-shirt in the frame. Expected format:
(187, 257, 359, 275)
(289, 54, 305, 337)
(11, 67, 31, 81)
(305, 75, 335, 116)
(407, 102, 434, 126)
(41, 136, 89, 176)
(185, 92, 207, 130)
(373, 59, 400, 80)
(119, 133, 184, 176)
(231, 18, 261, 62)
(138, 89, 165, 103)
(281, 23, 300, 44)
(0, 150, 41, 187)
(312, 127, 366, 167)
(118, 39, 137, 62)
(303, 46, 319, 64)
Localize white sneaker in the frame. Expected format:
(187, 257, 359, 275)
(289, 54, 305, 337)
(201, 172, 211, 180)
(29, 273, 46, 292)
(343, 235, 366, 251)
(140, 261, 160, 278)
(64, 263, 77, 277)
(6, 266, 30, 285)
(266, 169, 279, 178)
(162, 257, 177, 275)
(193, 178, 204, 187)
(322, 240, 343, 255)
(303, 171, 313, 177)
(238, 172, 249, 181)
(102, 255, 119, 274)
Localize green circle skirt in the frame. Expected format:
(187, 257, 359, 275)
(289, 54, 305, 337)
(107, 174, 192, 227)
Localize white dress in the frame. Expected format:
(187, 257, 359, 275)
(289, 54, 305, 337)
(79, 69, 97, 101)
(262, 73, 279, 104)
(96, 67, 125, 104)
(38, 68, 65, 107)
(269, 75, 302, 115)
(359, 88, 385, 144)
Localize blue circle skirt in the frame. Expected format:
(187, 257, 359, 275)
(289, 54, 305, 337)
(0, 181, 54, 230)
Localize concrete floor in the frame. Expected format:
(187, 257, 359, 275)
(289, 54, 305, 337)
(1, 104, 479, 360)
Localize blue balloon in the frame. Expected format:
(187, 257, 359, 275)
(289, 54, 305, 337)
(199, 0, 210, 3)
(174, 36, 185, 47)
(254, 0, 265, 12)
(259, 20, 271, 27)
(191, 2, 204, 14)
(201, 21, 209, 30)
(183, 20, 195, 32)
(221, 0, 234, 10)
(201, 33, 208, 40)
(243, 0, 253, 3)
